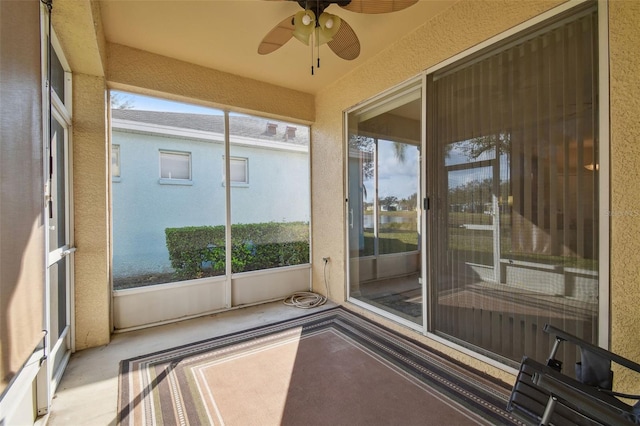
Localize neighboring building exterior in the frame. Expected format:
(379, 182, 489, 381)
(111, 109, 310, 280)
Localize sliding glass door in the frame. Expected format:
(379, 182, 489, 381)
(428, 6, 599, 367)
(345, 4, 600, 371)
(347, 81, 424, 327)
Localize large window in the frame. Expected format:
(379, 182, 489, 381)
(428, 5, 599, 368)
(111, 98, 223, 289)
(111, 92, 310, 289)
(229, 113, 310, 273)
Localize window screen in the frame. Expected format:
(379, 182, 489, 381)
(428, 5, 599, 368)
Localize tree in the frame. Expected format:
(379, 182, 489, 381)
(380, 196, 399, 210)
(348, 135, 375, 179)
(399, 193, 418, 211)
(392, 142, 407, 163)
(459, 133, 511, 159)
(110, 92, 135, 110)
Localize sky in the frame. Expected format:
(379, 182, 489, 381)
(445, 142, 510, 189)
(360, 138, 511, 203)
(364, 140, 420, 202)
(111, 90, 222, 115)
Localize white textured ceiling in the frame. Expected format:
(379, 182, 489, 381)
(98, 0, 456, 95)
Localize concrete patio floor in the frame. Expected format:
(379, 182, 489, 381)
(47, 300, 337, 426)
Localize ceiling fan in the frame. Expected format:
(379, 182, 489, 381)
(258, 0, 418, 69)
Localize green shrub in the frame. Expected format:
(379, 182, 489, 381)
(165, 222, 309, 279)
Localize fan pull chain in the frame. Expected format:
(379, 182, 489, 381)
(316, 0, 320, 70)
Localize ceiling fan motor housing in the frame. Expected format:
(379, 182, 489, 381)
(295, 1, 352, 14)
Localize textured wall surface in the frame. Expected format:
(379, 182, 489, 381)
(53, 0, 106, 76)
(311, 0, 570, 381)
(608, 0, 640, 392)
(107, 43, 314, 124)
(73, 74, 111, 349)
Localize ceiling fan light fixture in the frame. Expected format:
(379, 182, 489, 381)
(292, 10, 316, 45)
(316, 12, 341, 45)
(319, 12, 340, 33)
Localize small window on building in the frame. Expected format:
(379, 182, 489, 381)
(230, 157, 248, 184)
(112, 145, 121, 179)
(223, 156, 248, 186)
(160, 151, 191, 180)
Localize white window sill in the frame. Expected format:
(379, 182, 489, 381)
(159, 178, 193, 186)
(221, 182, 249, 188)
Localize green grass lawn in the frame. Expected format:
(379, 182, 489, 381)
(360, 213, 597, 270)
(362, 231, 418, 255)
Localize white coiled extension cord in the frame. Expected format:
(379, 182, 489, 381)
(283, 258, 331, 309)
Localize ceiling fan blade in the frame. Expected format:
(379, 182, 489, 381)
(258, 15, 295, 55)
(327, 19, 360, 60)
(340, 0, 418, 14)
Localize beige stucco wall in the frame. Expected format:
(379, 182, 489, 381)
(107, 43, 315, 124)
(608, 0, 640, 391)
(72, 73, 111, 349)
(53, 0, 105, 77)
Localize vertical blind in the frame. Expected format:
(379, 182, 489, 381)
(429, 6, 599, 368)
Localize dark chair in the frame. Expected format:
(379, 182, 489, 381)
(507, 324, 640, 425)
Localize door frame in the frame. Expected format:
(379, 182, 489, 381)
(344, 76, 426, 333)
(37, 14, 74, 416)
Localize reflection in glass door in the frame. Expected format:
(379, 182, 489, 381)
(428, 7, 599, 368)
(444, 140, 506, 285)
(346, 82, 423, 327)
